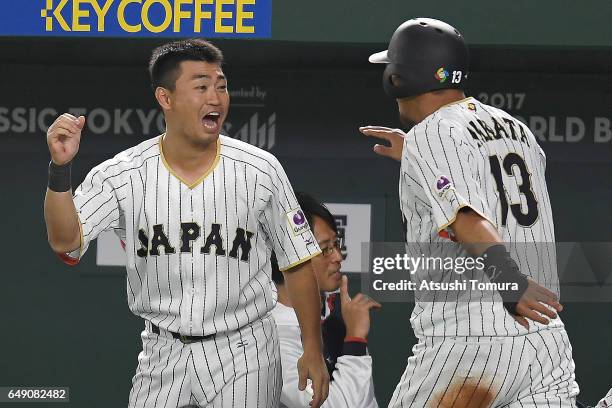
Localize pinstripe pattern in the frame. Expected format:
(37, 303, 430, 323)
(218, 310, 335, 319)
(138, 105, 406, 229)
(399, 98, 563, 338)
(128, 315, 280, 408)
(388, 330, 578, 407)
(71, 134, 314, 407)
(72, 134, 318, 334)
(393, 97, 578, 407)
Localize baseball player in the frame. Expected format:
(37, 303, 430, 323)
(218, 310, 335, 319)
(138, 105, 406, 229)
(360, 18, 579, 407)
(44, 39, 329, 407)
(270, 192, 380, 408)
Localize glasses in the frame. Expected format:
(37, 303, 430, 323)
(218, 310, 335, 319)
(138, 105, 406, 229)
(319, 238, 342, 257)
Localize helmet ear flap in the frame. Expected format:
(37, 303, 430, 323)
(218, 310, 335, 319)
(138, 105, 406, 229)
(383, 63, 407, 99)
(383, 63, 418, 99)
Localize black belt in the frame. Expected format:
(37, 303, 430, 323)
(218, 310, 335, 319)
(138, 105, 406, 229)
(151, 323, 215, 344)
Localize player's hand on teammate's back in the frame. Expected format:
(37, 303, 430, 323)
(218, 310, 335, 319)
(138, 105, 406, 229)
(340, 275, 382, 339)
(359, 125, 406, 162)
(297, 350, 329, 408)
(47, 113, 86, 165)
(512, 278, 563, 329)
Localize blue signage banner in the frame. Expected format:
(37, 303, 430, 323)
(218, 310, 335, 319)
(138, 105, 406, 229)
(0, 0, 271, 38)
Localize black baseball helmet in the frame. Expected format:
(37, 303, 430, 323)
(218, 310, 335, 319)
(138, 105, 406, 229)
(369, 18, 469, 99)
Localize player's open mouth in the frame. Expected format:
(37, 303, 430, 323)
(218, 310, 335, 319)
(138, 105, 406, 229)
(202, 112, 221, 130)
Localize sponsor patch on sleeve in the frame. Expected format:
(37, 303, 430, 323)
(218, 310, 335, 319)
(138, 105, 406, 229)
(435, 175, 454, 198)
(286, 208, 311, 236)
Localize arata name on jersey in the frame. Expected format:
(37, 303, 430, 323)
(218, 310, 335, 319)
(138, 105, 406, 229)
(467, 117, 530, 147)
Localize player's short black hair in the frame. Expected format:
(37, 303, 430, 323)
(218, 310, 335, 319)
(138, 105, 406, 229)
(271, 192, 337, 285)
(149, 38, 224, 91)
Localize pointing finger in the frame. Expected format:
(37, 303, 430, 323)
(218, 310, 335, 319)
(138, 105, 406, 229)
(340, 275, 351, 305)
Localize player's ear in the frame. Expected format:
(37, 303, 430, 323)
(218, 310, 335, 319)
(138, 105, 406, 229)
(155, 87, 172, 110)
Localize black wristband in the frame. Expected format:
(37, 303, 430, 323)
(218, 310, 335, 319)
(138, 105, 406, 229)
(341, 341, 368, 356)
(482, 244, 529, 314)
(48, 161, 72, 192)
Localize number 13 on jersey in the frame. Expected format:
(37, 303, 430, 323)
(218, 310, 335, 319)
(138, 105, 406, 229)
(489, 153, 539, 227)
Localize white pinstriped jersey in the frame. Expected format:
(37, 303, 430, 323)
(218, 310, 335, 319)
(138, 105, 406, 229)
(400, 97, 563, 337)
(71, 134, 320, 336)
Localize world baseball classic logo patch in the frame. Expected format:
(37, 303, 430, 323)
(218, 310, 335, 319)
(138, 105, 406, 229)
(286, 208, 311, 236)
(435, 175, 454, 198)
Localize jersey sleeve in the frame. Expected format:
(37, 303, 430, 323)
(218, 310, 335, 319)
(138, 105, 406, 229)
(403, 118, 494, 234)
(277, 322, 379, 408)
(258, 156, 320, 271)
(65, 164, 123, 262)
(596, 388, 612, 408)
(538, 145, 547, 169)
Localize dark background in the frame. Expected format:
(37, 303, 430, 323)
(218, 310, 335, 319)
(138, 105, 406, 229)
(1, 2, 612, 406)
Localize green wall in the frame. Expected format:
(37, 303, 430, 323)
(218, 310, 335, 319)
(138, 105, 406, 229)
(272, 0, 612, 47)
(1, 39, 611, 406)
(1, 152, 611, 407)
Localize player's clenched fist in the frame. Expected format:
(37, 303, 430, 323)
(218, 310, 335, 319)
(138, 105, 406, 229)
(46, 113, 86, 165)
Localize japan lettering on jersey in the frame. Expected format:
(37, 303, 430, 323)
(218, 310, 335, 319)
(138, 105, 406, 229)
(68, 135, 320, 336)
(399, 97, 561, 337)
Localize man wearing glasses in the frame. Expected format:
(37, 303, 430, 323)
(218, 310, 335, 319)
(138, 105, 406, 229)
(271, 192, 380, 408)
